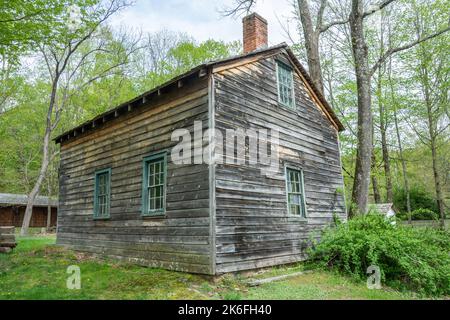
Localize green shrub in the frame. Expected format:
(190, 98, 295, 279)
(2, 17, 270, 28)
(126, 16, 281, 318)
(309, 214, 450, 296)
(411, 208, 439, 220)
(397, 208, 440, 221)
(393, 185, 439, 215)
(397, 208, 439, 221)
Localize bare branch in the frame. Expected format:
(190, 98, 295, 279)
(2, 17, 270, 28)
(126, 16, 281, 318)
(316, 0, 328, 32)
(363, 0, 397, 19)
(221, 0, 255, 17)
(371, 26, 450, 76)
(320, 18, 349, 33)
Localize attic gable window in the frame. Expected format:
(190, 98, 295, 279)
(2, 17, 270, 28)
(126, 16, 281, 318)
(276, 61, 295, 109)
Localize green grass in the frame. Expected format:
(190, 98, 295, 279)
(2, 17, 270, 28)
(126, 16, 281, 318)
(0, 236, 425, 300)
(241, 272, 416, 300)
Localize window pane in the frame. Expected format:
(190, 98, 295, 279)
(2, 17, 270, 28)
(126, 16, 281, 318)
(145, 156, 166, 213)
(289, 194, 301, 205)
(278, 62, 295, 108)
(286, 168, 306, 216)
(95, 171, 110, 217)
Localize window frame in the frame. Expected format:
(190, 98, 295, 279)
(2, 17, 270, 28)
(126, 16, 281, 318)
(284, 165, 307, 218)
(93, 167, 112, 220)
(141, 151, 167, 217)
(276, 60, 296, 109)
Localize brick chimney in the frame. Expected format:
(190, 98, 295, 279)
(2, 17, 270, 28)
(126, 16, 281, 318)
(242, 13, 268, 54)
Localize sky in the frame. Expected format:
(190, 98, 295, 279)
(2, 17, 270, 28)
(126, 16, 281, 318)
(110, 0, 300, 45)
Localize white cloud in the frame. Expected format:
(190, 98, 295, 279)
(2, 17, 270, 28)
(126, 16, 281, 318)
(110, 0, 300, 45)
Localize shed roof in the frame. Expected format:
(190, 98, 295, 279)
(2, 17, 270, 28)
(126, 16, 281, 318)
(0, 193, 58, 207)
(55, 43, 344, 144)
(368, 203, 397, 214)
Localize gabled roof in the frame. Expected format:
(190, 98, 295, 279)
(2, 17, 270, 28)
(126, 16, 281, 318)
(55, 43, 344, 144)
(0, 193, 58, 207)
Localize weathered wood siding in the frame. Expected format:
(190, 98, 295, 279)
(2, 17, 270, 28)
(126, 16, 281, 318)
(213, 52, 346, 273)
(0, 206, 57, 227)
(57, 77, 213, 274)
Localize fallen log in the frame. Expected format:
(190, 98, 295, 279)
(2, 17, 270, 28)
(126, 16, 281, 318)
(0, 242, 17, 248)
(0, 247, 12, 253)
(246, 270, 313, 287)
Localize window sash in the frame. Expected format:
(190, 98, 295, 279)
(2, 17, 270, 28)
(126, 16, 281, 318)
(286, 168, 306, 217)
(94, 169, 111, 218)
(277, 62, 295, 109)
(142, 153, 166, 215)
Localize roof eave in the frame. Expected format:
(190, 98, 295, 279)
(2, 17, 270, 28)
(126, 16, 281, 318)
(55, 43, 344, 144)
(54, 64, 210, 144)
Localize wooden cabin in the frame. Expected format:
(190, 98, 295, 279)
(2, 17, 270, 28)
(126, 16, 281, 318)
(55, 13, 346, 275)
(0, 193, 58, 229)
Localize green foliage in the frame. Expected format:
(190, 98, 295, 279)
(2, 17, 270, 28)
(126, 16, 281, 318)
(0, 1, 103, 61)
(398, 208, 439, 221)
(393, 185, 439, 214)
(309, 214, 450, 296)
(411, 208, 439, 220)
(166, 39, 241, 75)
(0, 80, 52, 193)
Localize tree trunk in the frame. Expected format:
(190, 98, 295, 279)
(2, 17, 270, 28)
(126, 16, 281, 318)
(20, 127, 51, 235)
(21, 76, 58, 236)
(429, 137, 446, 229)
(393, 103, 411, 222)
(349, 0, 373, 217)
(377, 72, 393, 202)
(422, 67, 446, 228)
(371, 151, 381, 203)
(46, 205, 51, 231)
(298, 0, 324, 93)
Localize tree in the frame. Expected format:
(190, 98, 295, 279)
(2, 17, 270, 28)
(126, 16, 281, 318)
(402, 3, 449, 227)
(375, 11, 393, 202)
(20, 0, 140, 235)
(390, 73, 412, 221)
(347, 0, 449, 216)
(0, 1, 89, 113)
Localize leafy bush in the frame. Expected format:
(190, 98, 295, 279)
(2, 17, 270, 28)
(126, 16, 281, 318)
(309, 214, 450, 296)
(393, 185, 439, 214)
(412, 208, 439, 220)
(397, 208, 440, 221)
(411, 208, 439, 220)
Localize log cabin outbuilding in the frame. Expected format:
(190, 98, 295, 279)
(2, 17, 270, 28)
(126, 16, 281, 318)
(0, 193, 57, 229)
(55, 13, 346, 275)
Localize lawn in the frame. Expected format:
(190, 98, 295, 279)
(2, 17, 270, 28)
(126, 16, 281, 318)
(0, 236, 419, 300)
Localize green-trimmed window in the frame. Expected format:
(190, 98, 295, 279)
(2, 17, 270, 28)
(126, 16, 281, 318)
(277, 61, 295, 109)
(142, 152, 167, 216)
(94, 168, 111, 219)
(285, 167, 306, 217)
